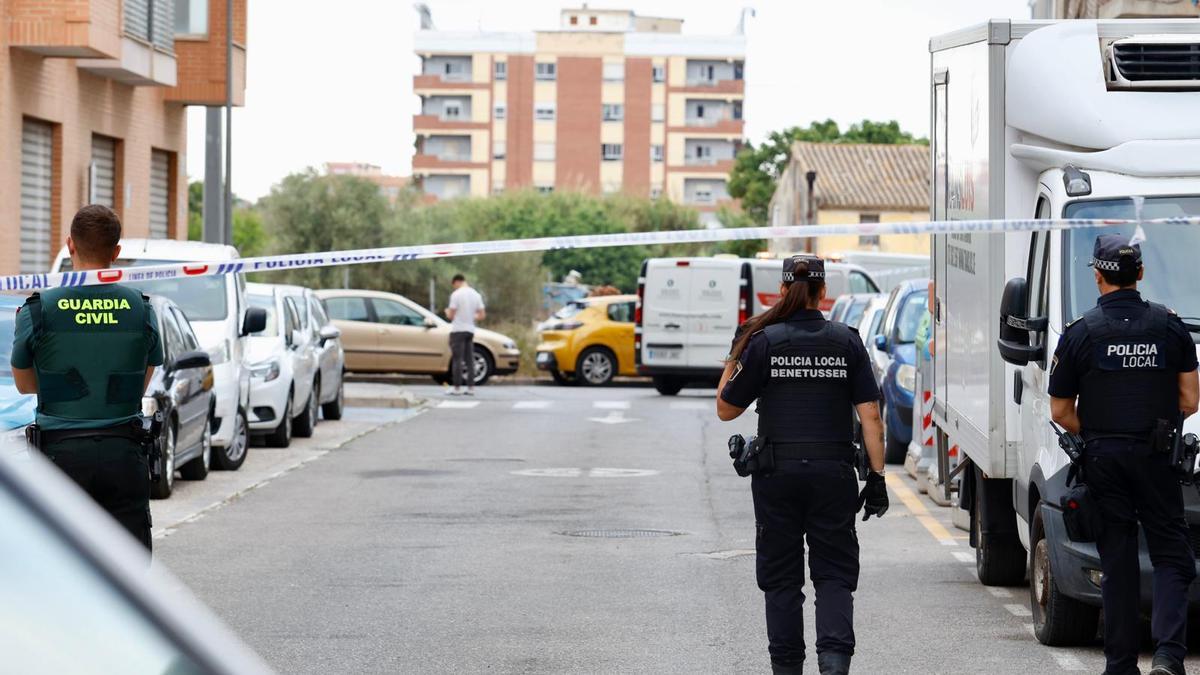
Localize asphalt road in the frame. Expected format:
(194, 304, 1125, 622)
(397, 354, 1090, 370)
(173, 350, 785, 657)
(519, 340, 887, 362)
(155, 384, 1139, 674)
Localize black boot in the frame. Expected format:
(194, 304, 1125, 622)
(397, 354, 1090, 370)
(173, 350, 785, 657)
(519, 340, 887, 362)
(1148, 653, 1185, 675)
(771, 660, 804, 675)
(817, 651, 851, 675)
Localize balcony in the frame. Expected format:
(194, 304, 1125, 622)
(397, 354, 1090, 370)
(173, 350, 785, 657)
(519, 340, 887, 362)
(675, 118, 744, 135)
(7, 0, 122, 58)
(165, 0, 249, 105)
(414, 74, 487, 90)
(77, 36, 177, 86)
(675, 79, 745, 95)
(413, 154, 484, 170)
(681, 157, 736, 173)
(413, 114, 488, 131)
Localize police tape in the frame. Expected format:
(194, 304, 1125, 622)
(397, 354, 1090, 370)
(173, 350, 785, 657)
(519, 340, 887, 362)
(5, 215, 1196, 292)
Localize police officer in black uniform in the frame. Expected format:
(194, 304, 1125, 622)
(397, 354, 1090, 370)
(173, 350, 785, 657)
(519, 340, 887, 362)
(1049, 234, 1199, 675)
(717, 254, 888, 675)
(11, 205, 164, 551)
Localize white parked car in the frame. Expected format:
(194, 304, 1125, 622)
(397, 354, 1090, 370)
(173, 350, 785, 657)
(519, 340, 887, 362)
(277, 285, 346, 421)
(51, 240, 266, 471)
(244, 283, 319, 448)
(856, 294, 890, 384)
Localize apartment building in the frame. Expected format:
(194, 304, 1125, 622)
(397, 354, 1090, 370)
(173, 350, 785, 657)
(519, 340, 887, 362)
(325, 162, 411, 205)
(412, 6, 746, 224)
(1, 0, 246, 274)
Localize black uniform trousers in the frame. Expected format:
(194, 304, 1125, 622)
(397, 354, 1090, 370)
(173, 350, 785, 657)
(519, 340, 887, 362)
(43, 435, 152, 551)
(1087, 439, 1195, 675)
(752, 459, 860, 666)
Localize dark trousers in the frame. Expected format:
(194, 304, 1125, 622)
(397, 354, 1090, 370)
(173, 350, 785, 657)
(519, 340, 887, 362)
(752, 459, 860, 667)
(449, 331, 474, 389)
(43, 436, 152, 551)
(1087, 441, 1196, 674)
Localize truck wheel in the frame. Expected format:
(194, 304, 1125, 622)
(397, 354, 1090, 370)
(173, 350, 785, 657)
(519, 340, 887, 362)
(653, 376, 684, 396)
(974, 472, 1027, 586)
(1030, 504, 1100, 645)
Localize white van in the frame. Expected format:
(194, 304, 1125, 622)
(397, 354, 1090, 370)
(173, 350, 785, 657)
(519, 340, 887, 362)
(635, 257, 878, 395)
(52, 240, 265, 471)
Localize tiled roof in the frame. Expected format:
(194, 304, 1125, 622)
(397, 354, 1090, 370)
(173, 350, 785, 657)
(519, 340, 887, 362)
(789, 141, 930, 212)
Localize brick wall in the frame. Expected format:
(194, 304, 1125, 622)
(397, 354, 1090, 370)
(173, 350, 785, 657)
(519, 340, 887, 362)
(555, 57, 601, 192)
(622, 57, 651, 196)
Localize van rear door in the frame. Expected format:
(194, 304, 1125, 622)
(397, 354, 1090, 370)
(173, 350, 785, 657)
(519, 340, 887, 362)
(640, 259, 691, 368)
(750, 259, 783, 316)
(684, 259, 741, 369)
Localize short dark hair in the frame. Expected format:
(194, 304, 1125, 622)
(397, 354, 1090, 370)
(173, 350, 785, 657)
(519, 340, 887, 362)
(1098, 258, 1140, 288)
(452, 274, 466, 283)
(71, 204, 122, 262)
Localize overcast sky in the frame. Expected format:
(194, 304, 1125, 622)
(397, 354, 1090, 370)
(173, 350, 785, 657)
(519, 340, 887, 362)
(186, 0, 1032, 202)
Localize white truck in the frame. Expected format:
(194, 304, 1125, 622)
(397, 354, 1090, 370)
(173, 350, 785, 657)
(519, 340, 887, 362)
(929, 19, 1200, 645)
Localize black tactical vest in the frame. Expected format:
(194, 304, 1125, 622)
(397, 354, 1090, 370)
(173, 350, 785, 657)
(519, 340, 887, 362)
(755, 319, 857, 444)
(26, 285, 151, 421)
(1077, 302, 1178, 435)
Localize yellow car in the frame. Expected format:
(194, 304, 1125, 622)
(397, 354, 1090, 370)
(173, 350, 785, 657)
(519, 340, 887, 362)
(536, 295, 638, 386)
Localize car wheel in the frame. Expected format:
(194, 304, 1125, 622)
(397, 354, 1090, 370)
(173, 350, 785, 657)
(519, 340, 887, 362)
(294, 379, 318, 438)
(472, 347, 495, 386)
(322, 376, 345, 420)
(212, 409, 249, 471)
(1030, 504, 1100, 645)
(576, 348, 616, 386)
(179, 419, 211, 481)
(149, 422, 176, 500)
(550, 369, 576, 386)
(266, 396, 292, 448)
(653, 376, 684, 396)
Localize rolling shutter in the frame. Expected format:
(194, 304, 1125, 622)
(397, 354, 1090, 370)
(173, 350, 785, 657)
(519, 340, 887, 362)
(149, 149, 170, 239)
(90, 135, 116, 208)
(20, 119, 53, 274)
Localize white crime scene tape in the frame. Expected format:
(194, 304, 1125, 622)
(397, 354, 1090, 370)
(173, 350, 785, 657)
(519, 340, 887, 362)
(6, 215, 1194, 291)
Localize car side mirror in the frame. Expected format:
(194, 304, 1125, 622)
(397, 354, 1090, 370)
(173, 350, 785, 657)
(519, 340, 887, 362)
(997, 276, 1047, 366)
(874, 334, 887, 352)
(423, 317, 437, 329)
(170, 349, 212, 372)
(242, 307, 267, 336)
(318, 325, 341, 343)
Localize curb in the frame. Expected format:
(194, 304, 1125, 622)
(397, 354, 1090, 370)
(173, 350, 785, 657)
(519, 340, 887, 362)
(344, 394, 425, 409)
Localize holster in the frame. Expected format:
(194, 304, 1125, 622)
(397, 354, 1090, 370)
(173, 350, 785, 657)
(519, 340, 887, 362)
(1153, 418, 1173, 455)
(728, 435, 775, 478)
(1060, 462, 1103, 543)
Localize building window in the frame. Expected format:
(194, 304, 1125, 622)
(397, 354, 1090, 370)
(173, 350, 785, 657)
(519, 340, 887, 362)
(570, 15, 578, 25)
(694, 188, 713, 203)
(733, 101, 743, 120)
(493, 181, 505, 195)
(651, 145, 664, 162)
(149, 149, 173, 239)
(493, 140, 506, 159)
(20, 118, 54, 274)
(603, 63, 624, 82)
(535, 143, 556, 162)
(652, 65, 665, 83)
(650, 185, 663, 200)
(494, 61, 507, 81)
(536, 62, 556, 81)
(602, 104, 624, 122)
(537, 185, 555, 194)
(442, 103, 463, 120)
(695, 103, 706, 119)
(444, 61, 466, 78)
(494, 103, 506, 120)
(174, 0, 209, 36)
(651, 104, 664, 122)
(90, 135, 118, 209)
(535, 103, 556, 121)
(589, 16, 598, 25)
(601, 144, 623, 161)
(859, 213, 881, 248)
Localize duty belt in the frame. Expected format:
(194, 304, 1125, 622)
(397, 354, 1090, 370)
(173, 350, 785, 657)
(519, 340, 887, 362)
(772, 442, 856, 462)
(26, 421, 142, 449)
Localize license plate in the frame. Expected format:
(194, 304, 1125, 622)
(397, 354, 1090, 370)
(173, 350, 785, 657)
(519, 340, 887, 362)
(648, 348, 681, 361)
(536, 352, 552, 364)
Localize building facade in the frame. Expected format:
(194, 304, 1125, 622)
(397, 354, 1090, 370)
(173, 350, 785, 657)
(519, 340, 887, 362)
(325, 162, 411, 205)
(1030, 0, 1200, 18)
(412, 7, 745, 224)
(1, 0, 245, 274)
(770, 142, 930, 258)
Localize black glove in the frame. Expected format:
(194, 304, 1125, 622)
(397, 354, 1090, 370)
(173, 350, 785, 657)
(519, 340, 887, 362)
(858, 472, 889, 521)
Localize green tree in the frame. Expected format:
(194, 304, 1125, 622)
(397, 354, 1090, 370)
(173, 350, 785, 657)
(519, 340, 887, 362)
(187, 181, 204, 240)
(727, 119, 927, 226)
(232, 208, 266, 257)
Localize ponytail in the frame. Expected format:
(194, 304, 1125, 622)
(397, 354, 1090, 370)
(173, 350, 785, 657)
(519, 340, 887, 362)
(728, 260, 824, 361)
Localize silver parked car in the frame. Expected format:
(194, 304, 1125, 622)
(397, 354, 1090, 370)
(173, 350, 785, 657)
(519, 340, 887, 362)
(277, 285, 345, 421)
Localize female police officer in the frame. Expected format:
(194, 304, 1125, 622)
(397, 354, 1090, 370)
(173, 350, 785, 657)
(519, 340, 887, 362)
(717, 254, 887, 675)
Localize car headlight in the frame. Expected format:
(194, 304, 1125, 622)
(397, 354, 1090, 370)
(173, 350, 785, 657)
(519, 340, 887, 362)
(502, 340, 517, 351)
(897, 364, 916, 394)
(141, 397, 159, 417)
(250, 359, 281, 382)
(208, 339, 231, 365)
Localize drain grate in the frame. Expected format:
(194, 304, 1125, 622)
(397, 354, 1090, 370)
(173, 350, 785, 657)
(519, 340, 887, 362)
(560, 529, 684, 539)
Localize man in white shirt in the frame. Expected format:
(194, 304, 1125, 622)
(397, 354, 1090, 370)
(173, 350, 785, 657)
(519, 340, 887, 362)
(445, 273, 486, 395)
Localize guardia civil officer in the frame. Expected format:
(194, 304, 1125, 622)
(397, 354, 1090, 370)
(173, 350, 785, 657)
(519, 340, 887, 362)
(1049, 234, 1199, 675)
(717, 254, 888, 675)
(11, 205, 163, 551)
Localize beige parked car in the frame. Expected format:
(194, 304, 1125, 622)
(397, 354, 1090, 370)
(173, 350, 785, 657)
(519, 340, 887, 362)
(314, 289, 520, 385)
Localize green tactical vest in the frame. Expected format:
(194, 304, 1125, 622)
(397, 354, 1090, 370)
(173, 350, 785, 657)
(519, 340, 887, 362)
(26, 284, 151, 422)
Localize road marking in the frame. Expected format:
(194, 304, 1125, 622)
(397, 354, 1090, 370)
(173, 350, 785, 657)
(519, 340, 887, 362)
(513, 401, 551, 409)
(588, 411, 638, 425)
(684, 549, 756, 560)
(1004, 603, 1032, 617)
(987, 587, 1013, 598)
(669, 400, 710, 410)
(438, 400, 481, 409)
(512, 468, 583, 477)
(593, 401, 630, 410)
(590, 468, 659, 478)
(1049, 651, 1087, 671)
(952, 551, 975, 563)
(511, 467, 658, 478)
(886, 474, 957, 545)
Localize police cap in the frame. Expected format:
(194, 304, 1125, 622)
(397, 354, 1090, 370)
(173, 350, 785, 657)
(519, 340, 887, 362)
(1088, 234, 1142, 272)
(782, 254, 825, 284)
